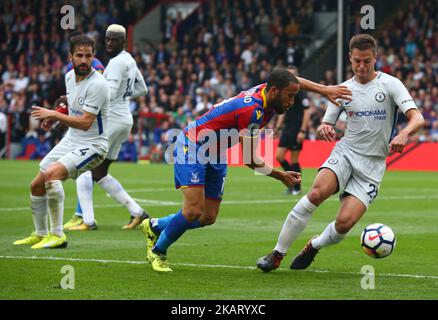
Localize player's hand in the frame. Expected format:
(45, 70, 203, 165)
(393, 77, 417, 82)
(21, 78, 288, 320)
(323, 85, 352, 106)
(280, 171, 302, 188)
(317, 123, 336, 142)
(297, 131, 306, 144)
(389, 131, 409, 155)
(31, 106, 56, 120)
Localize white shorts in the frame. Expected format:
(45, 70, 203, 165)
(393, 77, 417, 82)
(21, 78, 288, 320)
(106, 122, 132, 160)
(39, 139, 107, 179)
(320, 142, 386, 208)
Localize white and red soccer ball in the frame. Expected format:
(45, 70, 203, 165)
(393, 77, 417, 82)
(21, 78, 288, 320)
(361, 223, 396, 258)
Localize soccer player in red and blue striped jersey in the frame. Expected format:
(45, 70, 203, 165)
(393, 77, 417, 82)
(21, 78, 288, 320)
(140, 68, 352, 272)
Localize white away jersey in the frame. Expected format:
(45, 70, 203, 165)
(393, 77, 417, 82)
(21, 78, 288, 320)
(323, 72, 417, 158)
(64, 69, 110, 147)
(103, 51, 147, 125)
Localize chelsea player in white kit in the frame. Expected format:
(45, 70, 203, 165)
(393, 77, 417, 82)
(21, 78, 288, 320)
(14, 35, 110, 248)
(257, 34, 425, 271)
(64, 24, 150, 231)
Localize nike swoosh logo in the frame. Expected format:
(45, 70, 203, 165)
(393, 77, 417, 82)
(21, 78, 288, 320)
(344, 100, 351, 106)
(368, 233, 385, 241)
(42, 241, 58, 247)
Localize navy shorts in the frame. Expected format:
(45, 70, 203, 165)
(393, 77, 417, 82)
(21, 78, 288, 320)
(173, 133, 227, 201)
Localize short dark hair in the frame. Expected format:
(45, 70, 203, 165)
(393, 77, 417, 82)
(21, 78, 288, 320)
(68, 31, 82, 40)
(70, 35, 95, 54)
(266, 68, 299, 91)
(349, 34, 377, 54)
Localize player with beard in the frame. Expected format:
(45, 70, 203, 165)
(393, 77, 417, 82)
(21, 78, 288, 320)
(13, 35, 110, 248)
(139, 68, 352, 272)
(63, 24, 150, 231)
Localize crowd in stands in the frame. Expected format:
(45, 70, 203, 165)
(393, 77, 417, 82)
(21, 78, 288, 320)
(0, 0, 437, 161)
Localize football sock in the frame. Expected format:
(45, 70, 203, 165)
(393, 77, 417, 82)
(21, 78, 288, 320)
(291, 163, 302, 190)
(153, 211, 198, 255)
(151, 210, 202, 234)
(291, 163, 301, 174)
(280, 160, 292, 172)
(30, 194, 48, 237)
(76, 171, 95, 225)
(75, 199, 83, 217)
(274, 195, 316, 254)
(97, 174, 143, 217)
(45, 180, 65, 238)
(311, 221, 346, 249)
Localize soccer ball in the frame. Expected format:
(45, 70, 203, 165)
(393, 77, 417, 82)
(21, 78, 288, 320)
(360, 223, 396, 258)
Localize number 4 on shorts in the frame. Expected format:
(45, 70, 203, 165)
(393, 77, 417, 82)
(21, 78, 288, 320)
(79, 148, 89, 156)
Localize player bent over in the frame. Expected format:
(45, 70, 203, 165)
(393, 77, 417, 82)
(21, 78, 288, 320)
(13, 35, 110, 249)
(256, 34, 425, 272)
(140, 68, 352, 272)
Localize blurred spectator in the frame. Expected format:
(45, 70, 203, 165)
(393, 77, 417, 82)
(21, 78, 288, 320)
(1, 0, 437, 162)
(30, 130, 51, 160)
(118, 133, 138, 162)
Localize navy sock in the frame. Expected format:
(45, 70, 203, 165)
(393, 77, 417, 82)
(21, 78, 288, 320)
(280, 160, 292, 172)
(291, 163, 302, 191)
(291, 163, 301, 173)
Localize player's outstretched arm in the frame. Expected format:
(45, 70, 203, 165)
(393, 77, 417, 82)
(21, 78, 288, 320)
(389, 109, 425, 154)
(239, 136, 301, 188)
(31, 106, 96, 131)
(297, 77, 352, 106)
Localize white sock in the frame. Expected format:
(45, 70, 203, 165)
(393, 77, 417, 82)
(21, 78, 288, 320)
(76, 171, 95, 225)
(45, 180, 65, 237)
(30, 194, 48, 237)
(311, 221, 346, 249)
(274, 195, 317, 254)
(97, 174, 143, 217)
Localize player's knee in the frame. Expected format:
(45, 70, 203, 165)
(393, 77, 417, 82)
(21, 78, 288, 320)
(307, 188, 328, 206)
(30, 179, 45, 196)
(184, 208, 204, 221)
(335, 218, 355, 234)
(43, 169, 56, 183)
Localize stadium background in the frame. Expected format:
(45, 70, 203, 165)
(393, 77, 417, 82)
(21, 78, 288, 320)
(0, 0, 438, 301)
(1, 0, 437, 165)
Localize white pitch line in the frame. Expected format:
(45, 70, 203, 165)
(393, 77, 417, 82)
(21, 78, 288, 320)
(2, 194, 438, 212)
(1, 255, 437, 280)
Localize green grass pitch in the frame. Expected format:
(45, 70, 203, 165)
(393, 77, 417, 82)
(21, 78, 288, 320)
(0, 160, 437, 300)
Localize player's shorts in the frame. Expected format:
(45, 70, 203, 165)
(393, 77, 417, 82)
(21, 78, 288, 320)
(319, 142, 386, 209)
(173, 132, 227, 201)
(278, 127, 302, 151)
(106, 122, 132, 160)
(39, 139, 107, 179)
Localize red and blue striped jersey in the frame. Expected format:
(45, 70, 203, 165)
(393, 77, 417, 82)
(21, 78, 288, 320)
(184, 83, 274, 147)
